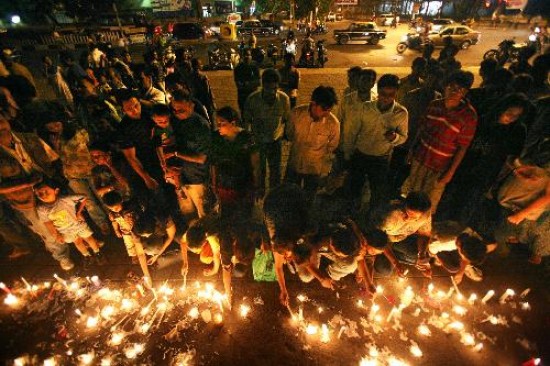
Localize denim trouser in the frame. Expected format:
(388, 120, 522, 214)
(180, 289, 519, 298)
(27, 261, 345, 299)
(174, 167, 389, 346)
(347, 151, 390, 211)
(259, 140, 282, 191)
(374, 236, 419, 276)
(68, 177, 109, 228)
(15, 206, 70, 263)
(296, 251, 357, 282)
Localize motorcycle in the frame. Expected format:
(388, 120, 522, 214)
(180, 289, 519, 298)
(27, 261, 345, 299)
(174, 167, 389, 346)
(396, 33, 426, 54)
(237, 39, 266, 66)
(316, 40, 328, 68)
(207, 43, 237, 70)
(311, 23, 328, 35)
(483, 39, 533, 65)
(298, 46, 315, 67)
(281, 38, 297, 59)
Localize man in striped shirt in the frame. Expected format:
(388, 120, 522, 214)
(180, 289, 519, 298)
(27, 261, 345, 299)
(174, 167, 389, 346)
(402, 70, 477, 214)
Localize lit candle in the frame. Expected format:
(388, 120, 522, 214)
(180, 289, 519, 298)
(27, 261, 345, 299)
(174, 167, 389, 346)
(240, 304, 250, 318)
(101, 357, 112, 366)
(306, 324, 318, 335)
(320, 324, 330, 343)
(369, 303, 380, 321)
(0, 282, 12, 294)
(499, 289, 515, 304)
(78, 352, 94, 365)
(188, 307, 199, 319)
(481, 290, 495, 304)
(410, 342, 423, 357)
(110, 331, 125, 346)
(461, 332, 475, 346)
(386, 307, 398, 322)
(297, 294, 307, 302)
(101, 305, 116, 319)
(452, 305, 467, 316)
(3, 293, 19, 306)
(468, 293, 477, 305)
(447, 321, 464, 332)
(427, 283, 434, 296)
(521, 302, 531, 311)
(474, 343, 484, 352)
(43, 357, 58, 366)
(418, 324, 431, 336)
(90, 275, 101, 287)
(357, 299, 364, 308)
(317, 307, 324, 314)
(360, 358, 377, 366)
(298, 307, 304, 322)
(86, 316, 99, 329)
(20, 277, 32, 292)
(53, 274, 69, 289)
(213, 312, 223, 324)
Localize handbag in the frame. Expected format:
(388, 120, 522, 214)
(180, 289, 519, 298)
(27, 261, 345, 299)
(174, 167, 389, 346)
(252, 249, 277, 282)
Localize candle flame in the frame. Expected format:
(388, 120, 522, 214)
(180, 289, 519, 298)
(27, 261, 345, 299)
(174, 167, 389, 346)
(360, 358, 377, 366)
(43, 357, 57, 366)
(86, 316, 98, 328)
(188, 307, 199, 319)
(78, 352, 94, 365)
(306, 324, 318, 335)
(320, 324, 330, 343)
(461, 332, 475, 346)
(410, 343, 423, 357)
(297, 294, 307, 302)
(110, 331, 125, 346)
(240, 304, 250, 318)
(418, 324, 431, 336)
(4, 293, 18, 306)
(452, 305, 467, 316)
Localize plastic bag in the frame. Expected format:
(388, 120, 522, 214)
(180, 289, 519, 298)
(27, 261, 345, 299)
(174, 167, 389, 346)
(252, 249, 276, 282)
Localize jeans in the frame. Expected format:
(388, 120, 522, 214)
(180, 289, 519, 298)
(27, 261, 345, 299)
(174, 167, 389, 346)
(374, 236, 418, 276)
(347, 151, 390, 211)
(259, 140, 282, 191)
(15, 206, 70, 263)
(68, 177, 109, 228)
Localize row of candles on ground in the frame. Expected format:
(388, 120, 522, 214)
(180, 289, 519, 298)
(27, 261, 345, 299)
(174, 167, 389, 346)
(2, 275, 256, 366)
(0, 277, 536, 365)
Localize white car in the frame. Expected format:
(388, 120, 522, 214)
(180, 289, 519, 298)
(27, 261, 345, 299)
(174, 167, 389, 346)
(432, 18, 455, 32)
(377, 13, 397, 26)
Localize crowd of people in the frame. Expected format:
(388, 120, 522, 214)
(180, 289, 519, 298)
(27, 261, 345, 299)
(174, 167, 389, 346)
(0, 34, 548, 308)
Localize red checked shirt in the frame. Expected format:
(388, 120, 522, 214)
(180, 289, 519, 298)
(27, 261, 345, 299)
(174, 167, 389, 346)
(412, 98, 477, 172)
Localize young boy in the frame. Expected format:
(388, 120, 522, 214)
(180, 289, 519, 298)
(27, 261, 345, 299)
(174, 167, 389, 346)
(102, 191, 152, 287)
(89, 141, 131, 199)
(426, 221, 493, 284)
(35, 179, 104, 263)
(181, 215, 222, 278)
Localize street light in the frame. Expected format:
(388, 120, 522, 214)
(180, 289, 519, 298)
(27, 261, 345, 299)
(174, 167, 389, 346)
(11, 15, 21, 25)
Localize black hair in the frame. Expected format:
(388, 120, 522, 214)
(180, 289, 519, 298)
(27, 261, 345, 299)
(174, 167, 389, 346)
(347, 65, 362, 77)
(360, 68, 377, 83)
(487, 68, 514, 90)
(170, 88, 193, 103)
(458, 233, 486, 265)
(151, 103, 171, 117)
(261, 68, 281, 85)
(377, 74, 400, 89)
(364, 229, 388, 250)
(331, 225, 361, 257)
(102, 191, 123, 207)
(311, 85, 338, 110)
(404, 191, 432, 213)
(490, 93, 530, 122)
(185, 221, 207, 251)
(479, 58, 499, 79)
(445, 70, 474, 90)
(191, 58, 201, 71)
(34, 177, 61, 190)
(216, 106, 240, 124)
(141, 66, 155, 78)
(511, 73, 534, 95)
(165, 72, 189, 92)
(88, 140, 111, 153)
(411, 57, 427, 70)
(117, 88, 138, 104)
(134, 211, 157, 237)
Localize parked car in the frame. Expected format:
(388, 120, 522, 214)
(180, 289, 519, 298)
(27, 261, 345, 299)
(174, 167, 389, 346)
(326, 12, 343, 22)
(238, 20, 273, 36)
(171, 22, 208, 40)
(427, 25, 481, 49)
(432, 18, 455, 32)
(259, 19, 284, 35)
(333, 22, 387, 45)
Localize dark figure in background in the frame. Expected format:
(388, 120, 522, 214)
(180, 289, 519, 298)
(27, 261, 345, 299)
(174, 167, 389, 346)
(188, 58, 216, 123)
(278, 54, 300, 109)
(438, 93, 531, 225)
(234, 50, 261, 118)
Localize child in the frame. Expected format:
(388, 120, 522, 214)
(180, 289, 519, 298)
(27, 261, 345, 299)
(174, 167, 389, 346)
(427, 221, 492, 284)
(35, 179, 104, 263)
(181, 215, 222, 278)
(89, 141, 131, 199)
(102, 191, 152, 287)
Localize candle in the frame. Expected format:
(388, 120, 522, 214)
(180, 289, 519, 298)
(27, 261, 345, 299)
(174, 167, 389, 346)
(101, 305, 116, 319)
(101, 357, 112, 366)
(337, 325, 347, 339)
(320, 324, 330, 343)
(78, 352, 94, 365)
(519, 288, 531, 299)
(20, 277, 32, 292)
(481, 290, 495, 304)
(447, 321, 464, 331)
(3, 293, 18, 306)
(53, 274, 69, 289)
(468, 293, 477, 305)
(0, 282, 11, 294)
(298, 307, 304, 322)
(188, 307, 199, 319)
(124, 343, 144, 359)
(461, 332, 475, 346)
(474, 343, 484, 352)
(43, 357, 58, 366)
(499, 289, 515, 304)
(452, 305, 467, 316)
(240, 304, 250, 318)
(369, 303, 380, 320)
(410, 342, 423, 357)
(86, 316, 99, 329)
(90, 275, 101, 287)
(386, 307, 398, 322)
(213, 312, 223, 324)
(521, 302, 531, 311)
(110, 331, 125, 346)
(427, 283, 434, 296)
(317, 307, 324, 314)
(297, 294, 307, 302)
(360, 358, 377, 366)
(418, 324, 431, 336)
(306, 324, 318, 335)
(357, 299, 364, 308)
